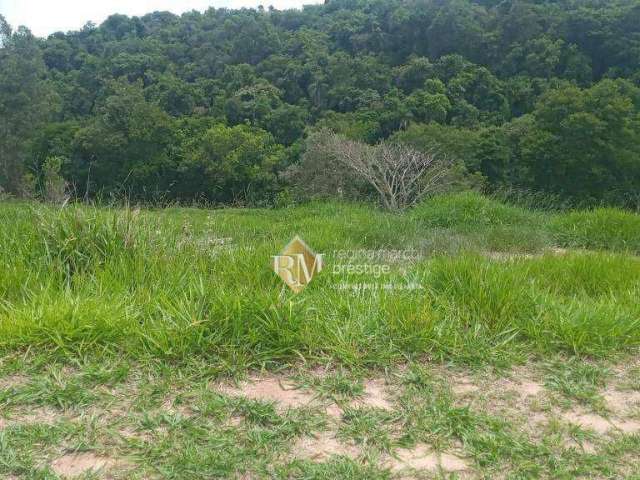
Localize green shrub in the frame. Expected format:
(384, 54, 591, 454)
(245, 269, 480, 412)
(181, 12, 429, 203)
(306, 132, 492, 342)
(411, 192, 539, 228)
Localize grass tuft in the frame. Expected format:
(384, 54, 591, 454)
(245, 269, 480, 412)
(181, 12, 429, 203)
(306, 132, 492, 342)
(550, 208, 640, 253)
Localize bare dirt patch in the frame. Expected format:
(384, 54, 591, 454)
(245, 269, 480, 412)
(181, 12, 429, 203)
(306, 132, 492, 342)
(563, 411, 613, 434)
(385, 443, 470, 474)
(51, 452, 116, 477)
(447, 368, 555, 442)
(490, 377, 546, 409)
(451, 376, 480, 396)
(452, 367, 549, 415)
(2, 407, 61, 427)
(517, 380, 545, 397)
(565, 437, 597, 454)
(528, 412, 550, 428)
(603, 388, 640, 415)
(218, 375, 396, 415)
(356, 379, 394, 410)
(611, 417, 640, 434)
(293, 431, 361, 461)
(320, 377, 394, 418)
(440, 452, 471, 472)
(491, 366, 546, 399)
(225, 416, 243, 427)
(388, 444, 439, 472)
(324, 403, 343, 419)
(0, 374, 29, 390)
(219, 376, 317, 410)
(563, 409, 640, 435)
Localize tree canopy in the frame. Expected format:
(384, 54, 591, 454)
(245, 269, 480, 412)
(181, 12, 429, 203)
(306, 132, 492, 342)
(1, 1, 639, 206)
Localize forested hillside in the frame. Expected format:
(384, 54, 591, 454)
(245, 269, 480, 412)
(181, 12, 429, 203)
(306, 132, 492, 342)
(1, 0, 640, 206)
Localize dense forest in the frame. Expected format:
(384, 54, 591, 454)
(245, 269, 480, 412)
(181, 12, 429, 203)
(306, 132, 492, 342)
(1, 0, 640, 207)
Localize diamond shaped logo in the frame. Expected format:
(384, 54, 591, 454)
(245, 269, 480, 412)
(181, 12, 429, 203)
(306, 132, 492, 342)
(272, 236, 324, 293)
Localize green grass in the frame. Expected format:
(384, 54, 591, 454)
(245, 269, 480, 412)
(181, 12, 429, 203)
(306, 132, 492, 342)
(543, 358, 608, 410)
(0, 193, 639, 370)
(296, 371, 365, 401)
(410, 191, 541, 228)
(550, 207, 640, 253)
(2, 352, 640, 479)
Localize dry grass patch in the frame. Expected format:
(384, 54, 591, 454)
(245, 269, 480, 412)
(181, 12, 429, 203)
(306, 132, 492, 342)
(484, 247, 569, 261)
(0, 374, 29, 390)
(1, 406, 62, 428)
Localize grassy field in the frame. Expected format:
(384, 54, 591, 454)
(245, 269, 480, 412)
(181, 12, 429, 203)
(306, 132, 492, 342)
(1, 192, 639, 479)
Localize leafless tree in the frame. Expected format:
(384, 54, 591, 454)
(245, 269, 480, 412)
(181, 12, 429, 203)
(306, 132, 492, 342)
(323, 131, 455, 211)
(283, 129, 368, 201)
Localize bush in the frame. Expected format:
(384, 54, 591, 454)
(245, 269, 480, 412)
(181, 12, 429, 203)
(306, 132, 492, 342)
(283, 129, 369, 202)
(411, 191, 539, 228)
(41, 156, 68, 204)
(35, 205, 143, 279)
(550, 208, 640, 253)
(288, 129, 464, 210)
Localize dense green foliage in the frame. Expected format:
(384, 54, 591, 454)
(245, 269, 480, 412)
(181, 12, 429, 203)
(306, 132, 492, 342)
(1, 0, 640, 205)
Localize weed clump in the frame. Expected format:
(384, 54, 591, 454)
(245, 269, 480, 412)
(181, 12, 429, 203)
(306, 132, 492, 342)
(35, 205, 143, 278)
